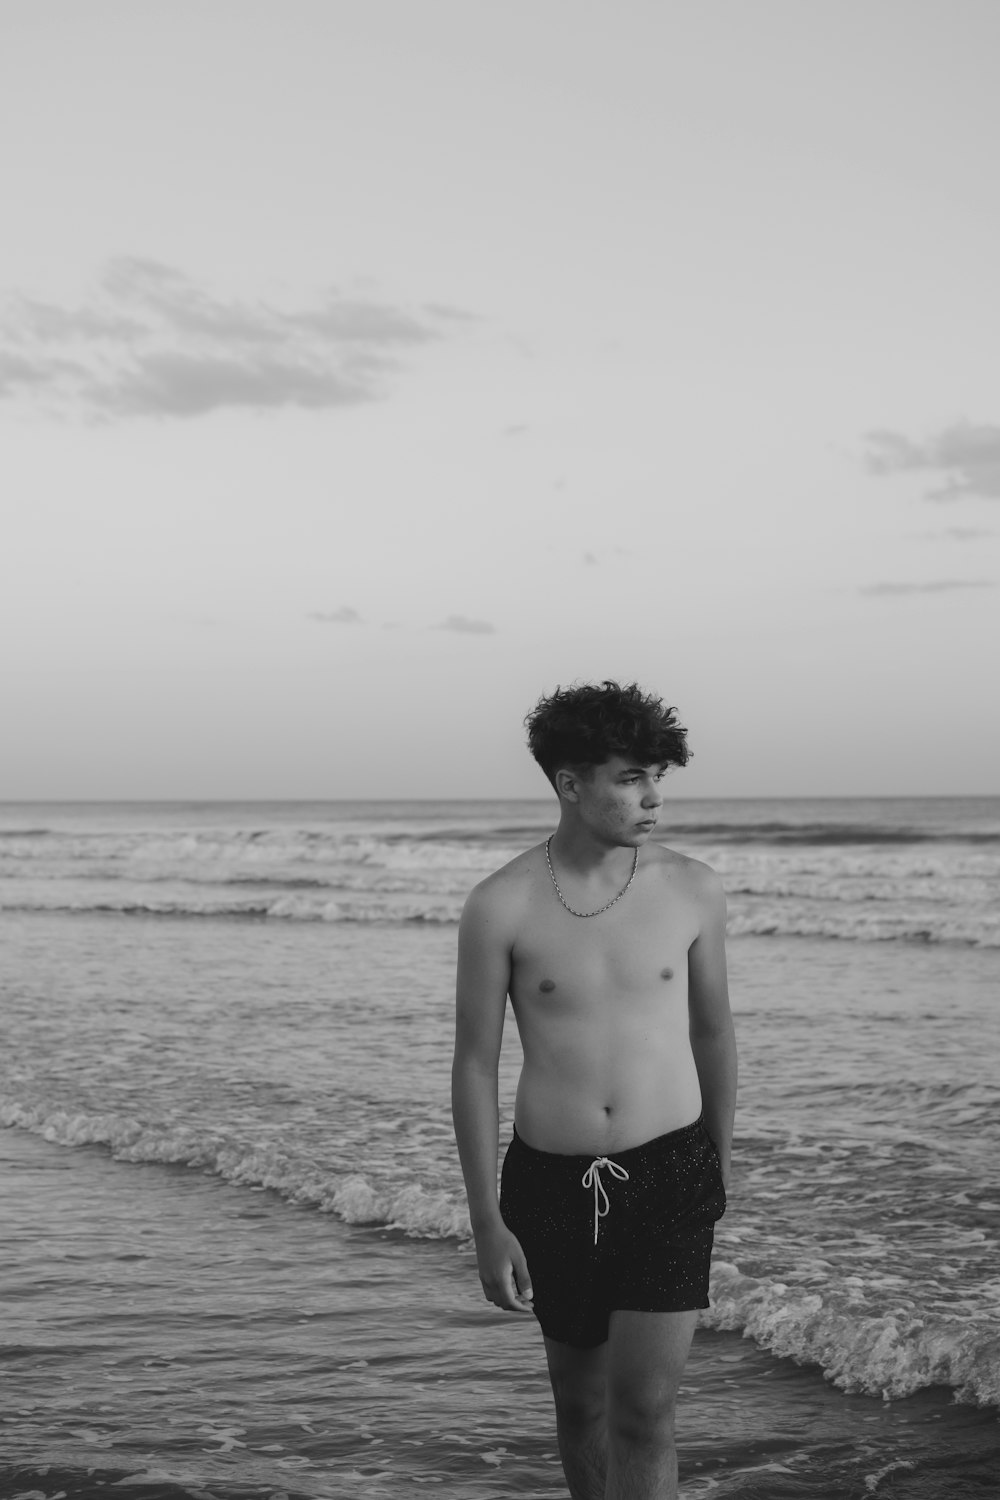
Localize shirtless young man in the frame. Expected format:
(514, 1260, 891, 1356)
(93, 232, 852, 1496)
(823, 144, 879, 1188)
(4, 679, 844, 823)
(452, 681, 737, 1500)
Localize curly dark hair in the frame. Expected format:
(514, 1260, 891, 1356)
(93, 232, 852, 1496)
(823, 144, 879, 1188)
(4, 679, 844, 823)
(525, 680, 690, 786)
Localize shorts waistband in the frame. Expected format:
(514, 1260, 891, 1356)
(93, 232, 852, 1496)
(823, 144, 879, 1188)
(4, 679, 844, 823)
(510, 1114, 706, 1169)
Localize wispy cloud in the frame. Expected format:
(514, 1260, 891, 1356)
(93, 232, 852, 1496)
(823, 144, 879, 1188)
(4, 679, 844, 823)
(864, 423, 1000, 500)
(307, 606, 363, 624)
(422, 302, 478, 324)
(859, 579, 994, 596)
(0, 258, 461, 420)
(905, 526, 995, 542)
(437, 614, 496, 635)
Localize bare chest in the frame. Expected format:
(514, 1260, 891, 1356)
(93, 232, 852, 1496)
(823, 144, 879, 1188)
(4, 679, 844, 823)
(509, 879, 697, 1016)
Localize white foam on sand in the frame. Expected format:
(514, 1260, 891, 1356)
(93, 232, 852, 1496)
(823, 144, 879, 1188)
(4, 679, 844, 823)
(705, 1260, 1000, 1407)
(3, 1099, 999, 1409)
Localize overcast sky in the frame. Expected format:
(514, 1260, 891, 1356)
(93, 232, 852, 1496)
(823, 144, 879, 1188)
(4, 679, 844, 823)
(2, 0, 998, 799)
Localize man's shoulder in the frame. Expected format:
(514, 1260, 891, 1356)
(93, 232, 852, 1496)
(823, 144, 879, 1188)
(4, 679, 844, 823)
(462, 843, 545, 921)
(646, 843, 724, 899)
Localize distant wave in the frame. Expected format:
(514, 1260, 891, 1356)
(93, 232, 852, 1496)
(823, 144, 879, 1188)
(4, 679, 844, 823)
(2, 890, 997, 945)
(2, 817, 997, 947)
(666, 821, 1000, 847)
(378, 822, 1000, 849)
(0, 828, 504, 871)
(0, 893, 463, 924)
(404, 821, 1000, 848)
(3, 1098, 997, 1408)
(384, 822, 550, 845)
(726, 907, 1000, 946)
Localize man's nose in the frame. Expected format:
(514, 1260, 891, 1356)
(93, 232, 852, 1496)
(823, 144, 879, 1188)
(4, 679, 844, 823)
(643, 782, 663, 808)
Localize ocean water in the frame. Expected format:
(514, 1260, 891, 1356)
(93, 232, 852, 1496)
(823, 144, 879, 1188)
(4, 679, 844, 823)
(1, 797, 998, 1499)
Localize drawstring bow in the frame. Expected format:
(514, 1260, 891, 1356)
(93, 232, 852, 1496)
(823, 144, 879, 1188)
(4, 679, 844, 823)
(581, 1156, 629, 1244)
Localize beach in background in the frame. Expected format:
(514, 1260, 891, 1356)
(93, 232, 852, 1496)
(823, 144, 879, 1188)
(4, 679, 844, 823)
(2, 796, 999, 1498)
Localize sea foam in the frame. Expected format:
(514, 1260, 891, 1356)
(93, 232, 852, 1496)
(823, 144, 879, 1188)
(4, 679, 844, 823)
(2, 888, 997, 944)
(3, 1100, 998, 1409)
(0, 1099, 473, 1241)
(704, 1261, 1000, 1408)
(3, 817, 998, 945)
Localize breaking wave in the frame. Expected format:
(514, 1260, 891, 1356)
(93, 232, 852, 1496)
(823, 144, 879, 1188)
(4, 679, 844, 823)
(0, 1099, 472, 1238)
(3, 1100, 998, 1409)
(704, 1261, 1000, 1408)
(2, 807, 998, 946)
(1, 889, 997, 944)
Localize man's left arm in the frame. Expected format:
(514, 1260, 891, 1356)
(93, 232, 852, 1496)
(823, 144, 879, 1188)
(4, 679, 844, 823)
(687, 865, 738, 1187)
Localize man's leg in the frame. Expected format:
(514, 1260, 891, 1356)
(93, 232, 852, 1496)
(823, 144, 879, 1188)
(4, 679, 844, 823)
(605, 1308, 698, 1500)
(543, 1336, 608, 1500)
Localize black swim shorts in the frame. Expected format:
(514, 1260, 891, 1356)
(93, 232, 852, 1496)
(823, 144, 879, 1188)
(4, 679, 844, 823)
(499, 1115, 726, 1348)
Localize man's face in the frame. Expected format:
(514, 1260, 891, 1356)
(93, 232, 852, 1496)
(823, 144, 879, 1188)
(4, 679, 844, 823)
(574, 755, 666, 846)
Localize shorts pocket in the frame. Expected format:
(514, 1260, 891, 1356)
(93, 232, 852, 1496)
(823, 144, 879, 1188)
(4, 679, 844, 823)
(699, 1122, 727, 1207)
(699, 1119, 722, 1165)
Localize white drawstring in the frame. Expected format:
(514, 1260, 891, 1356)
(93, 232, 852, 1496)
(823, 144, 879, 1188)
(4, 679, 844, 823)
(581, 1156, 629, 1244)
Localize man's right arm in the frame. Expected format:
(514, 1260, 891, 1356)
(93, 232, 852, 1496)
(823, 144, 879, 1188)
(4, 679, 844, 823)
(451, 880, 534, 1313)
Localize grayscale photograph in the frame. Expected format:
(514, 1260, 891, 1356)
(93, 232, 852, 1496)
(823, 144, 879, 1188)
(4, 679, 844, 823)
(1, 3, 998, 1497)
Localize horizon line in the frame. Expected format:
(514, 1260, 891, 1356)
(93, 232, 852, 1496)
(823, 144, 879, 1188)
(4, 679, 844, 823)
(1, 792, 997, 806)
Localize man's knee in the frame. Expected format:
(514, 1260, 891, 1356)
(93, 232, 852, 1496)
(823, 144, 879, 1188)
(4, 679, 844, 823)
(607, 1377, 677, 1449)
(605, 1307, 694, 1449)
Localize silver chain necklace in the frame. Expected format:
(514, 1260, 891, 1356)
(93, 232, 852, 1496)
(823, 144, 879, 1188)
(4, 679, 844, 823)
(545, 835, 639, 918)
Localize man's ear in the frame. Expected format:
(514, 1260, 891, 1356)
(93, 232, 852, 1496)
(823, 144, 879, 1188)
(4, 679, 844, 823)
(554, 768, 581, 803)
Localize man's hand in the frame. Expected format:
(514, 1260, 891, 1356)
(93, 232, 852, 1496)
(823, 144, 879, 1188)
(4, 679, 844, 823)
(475, 1222, 534, 1313)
